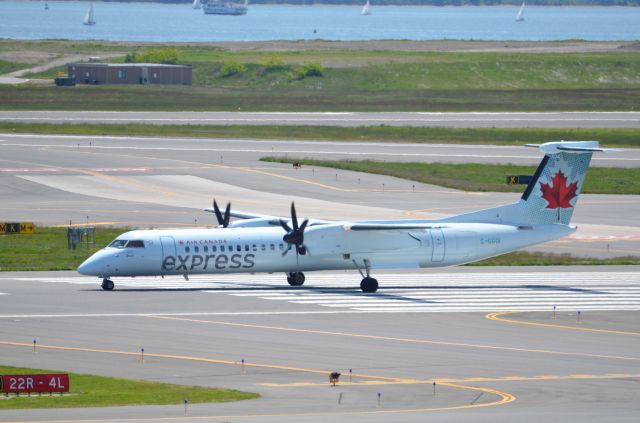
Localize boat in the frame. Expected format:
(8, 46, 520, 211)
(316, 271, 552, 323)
(515, 1, 525, 22)
(361, 0, 370, 15)
(83, 2, 96, 26)
(192, 0, 202, 10)
(202, 0, 248, 16)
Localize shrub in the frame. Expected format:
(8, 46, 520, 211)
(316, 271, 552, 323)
(261, 55, 286, 72)
(293, 62, 324, 80)
(219, 60, 247, 77)
(134, 48, 180, 65)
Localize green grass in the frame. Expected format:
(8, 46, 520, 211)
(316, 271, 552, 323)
(2, 85, 638, 112)
(0, 227, 124, 271)
(261, 157, 640, 195)
(0, 60, 30, 75)
(3, 40, 640, 111)
(1, 122, 639, 148)
(470, 251, 640, 266)
(0, 365, 258, 410)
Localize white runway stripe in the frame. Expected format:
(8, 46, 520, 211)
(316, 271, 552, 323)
(2, 271, 639, 313)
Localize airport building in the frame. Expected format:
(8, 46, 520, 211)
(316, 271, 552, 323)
(67, 63, 192, 85)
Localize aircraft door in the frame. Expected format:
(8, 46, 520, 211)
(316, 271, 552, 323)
(160, 236, 176, 273)
(430, 229, 445, 262)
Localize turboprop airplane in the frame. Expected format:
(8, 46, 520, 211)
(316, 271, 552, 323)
(78, 141, 616, 293)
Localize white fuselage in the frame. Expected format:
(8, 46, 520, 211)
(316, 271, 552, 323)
(78, 223, 574, 278)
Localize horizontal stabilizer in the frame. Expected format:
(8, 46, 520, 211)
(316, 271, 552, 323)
(524, 140, 622, 154)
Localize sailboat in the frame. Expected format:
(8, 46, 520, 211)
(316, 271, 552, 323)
(83, 2, 96, 26)
(193, 0, 202, 10)
(515, 1, 525, 22)
(361, 0, 370, 15)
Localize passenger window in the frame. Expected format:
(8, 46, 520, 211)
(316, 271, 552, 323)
(244, 245, 249, 251)
(212, 245, 217, 252)
(252, 244, 257, 251)
(279, 244, 284, 250)
(185, 246, 190, 253)
(270, 244, 275, 251)
(221, 245, 225, 252)
(261, 244, 266, 251)
(204, 245, 208, 253)
(237, 245, 241, 252)
(195, 246, 199, 253)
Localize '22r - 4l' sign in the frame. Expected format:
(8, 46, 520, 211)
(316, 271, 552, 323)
(0, 374, 69, 393)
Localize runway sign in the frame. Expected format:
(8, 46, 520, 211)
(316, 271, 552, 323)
(506, 175, 533, 185)
(0, 222, 35, 234)
(1, 374, 69, 393)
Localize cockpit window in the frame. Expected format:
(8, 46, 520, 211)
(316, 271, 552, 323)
(126, 240, 145, 248)
(108, 239, 127, 249)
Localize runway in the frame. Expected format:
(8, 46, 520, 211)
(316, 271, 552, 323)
(2, 111, 640, 128)
(0, 267, 638, 422)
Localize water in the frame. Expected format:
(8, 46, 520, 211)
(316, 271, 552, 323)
(1, 1, 639, 42)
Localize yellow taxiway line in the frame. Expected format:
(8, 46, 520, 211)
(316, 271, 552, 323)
(486, 311, 640, 336)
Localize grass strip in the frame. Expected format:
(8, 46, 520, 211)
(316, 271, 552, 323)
(1, 228, 637, 272)
(0, 365, 258, 410)
(470, 251, 640, 266)
(1, 122, 639, 148)
(2, 85, 639, 112)
(262, 157, 640, 195)
(0, 227, 123, 272)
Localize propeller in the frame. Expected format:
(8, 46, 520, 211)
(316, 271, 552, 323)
(280, 202, 309, 256)
(212, 199, 231, 228)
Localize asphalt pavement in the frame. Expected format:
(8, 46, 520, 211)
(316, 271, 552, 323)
(2, 111, 640, 128)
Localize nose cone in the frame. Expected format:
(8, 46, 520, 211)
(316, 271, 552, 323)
(78, 251, 108, 276)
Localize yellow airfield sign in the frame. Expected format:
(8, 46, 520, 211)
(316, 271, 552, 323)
(0, 222, 35, 234)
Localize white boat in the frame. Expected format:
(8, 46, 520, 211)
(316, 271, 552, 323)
(515, 1, 525, 22)
(192, 0, 202, 10)
(361, 0, 370, 15)
(202, 0, 248, 15)
(83, 2, 96, 26)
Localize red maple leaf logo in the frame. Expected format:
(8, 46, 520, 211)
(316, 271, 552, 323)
(539, 171, 578, 209)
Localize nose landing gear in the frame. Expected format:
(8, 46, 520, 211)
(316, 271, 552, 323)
(101, 278, 114, 291)
(287, 272, 305, 286)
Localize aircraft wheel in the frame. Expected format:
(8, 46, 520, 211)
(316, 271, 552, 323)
(101, 278, 114, 291)
(360, 277, 378, 293)
(287, 272, 305, 287)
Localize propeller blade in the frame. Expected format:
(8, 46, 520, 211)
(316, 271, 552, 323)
(223, 202, 231, 227)
(299, 219, 309, 233)
(279, 219, 292, 233)
(213, 199, 224, 227)
(282, 244, 292, 256)
(290, 202, 298, 230)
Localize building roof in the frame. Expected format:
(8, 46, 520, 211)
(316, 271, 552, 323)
(69, 63, 191, 68)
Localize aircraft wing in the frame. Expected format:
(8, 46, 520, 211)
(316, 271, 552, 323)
(345, 223, 442, 231)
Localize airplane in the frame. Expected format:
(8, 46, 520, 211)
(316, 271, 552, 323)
(78, 141, 616, 293)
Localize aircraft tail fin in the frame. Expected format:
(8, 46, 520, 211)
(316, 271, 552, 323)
(442, 141, 619, 226)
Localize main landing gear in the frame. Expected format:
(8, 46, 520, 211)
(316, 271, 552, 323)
(287, 272, 306, 286)
(353, 259, 378, 293)
(101, 278, 114, 291)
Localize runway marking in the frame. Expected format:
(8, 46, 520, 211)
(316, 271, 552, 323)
(147, 316, 639, 362)
(486, 311, 640, 336)
(3, 271, 640, 313)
